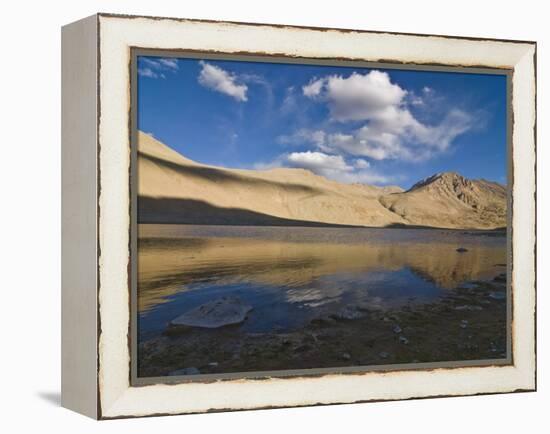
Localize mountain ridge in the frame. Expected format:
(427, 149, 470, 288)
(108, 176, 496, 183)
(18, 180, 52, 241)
(379, 172, 506, 229)
(137, 132, 506, 230)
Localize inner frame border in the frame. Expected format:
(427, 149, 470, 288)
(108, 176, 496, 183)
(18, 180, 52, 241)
(128, 48, 514, 388)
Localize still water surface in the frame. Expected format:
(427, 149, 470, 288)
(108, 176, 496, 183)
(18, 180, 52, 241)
(138, 224, 506, 341)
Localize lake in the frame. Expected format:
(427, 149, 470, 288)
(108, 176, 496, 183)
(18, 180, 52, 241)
(137, 224, 506, 343)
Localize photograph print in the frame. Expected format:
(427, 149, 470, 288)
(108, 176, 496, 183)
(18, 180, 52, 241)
(134, 53, 509, 380)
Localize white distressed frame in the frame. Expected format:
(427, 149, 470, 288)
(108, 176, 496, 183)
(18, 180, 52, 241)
(92, 14, 535, 418)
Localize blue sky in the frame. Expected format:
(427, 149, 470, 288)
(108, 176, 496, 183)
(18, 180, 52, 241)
(137, 56, 507, 189)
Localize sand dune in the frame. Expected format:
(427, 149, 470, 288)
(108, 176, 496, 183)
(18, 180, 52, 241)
(138, 132, 406, 227)
(137, 132, 506, 229)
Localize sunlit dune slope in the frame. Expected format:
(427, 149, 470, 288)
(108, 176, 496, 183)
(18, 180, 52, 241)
(137, 132, 506, 229)
(137, 132, 406, 227)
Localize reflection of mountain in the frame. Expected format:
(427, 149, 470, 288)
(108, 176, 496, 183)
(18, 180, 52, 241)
(138, 132, 506, 229)
(138, 226, 506, 312)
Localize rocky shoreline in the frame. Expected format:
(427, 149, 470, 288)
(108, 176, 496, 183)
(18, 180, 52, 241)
(138, 272, 508, 378)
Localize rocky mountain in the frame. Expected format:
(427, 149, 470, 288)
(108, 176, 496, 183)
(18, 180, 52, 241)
(378, 172, 507, 229)
(137, 132, 506, 230)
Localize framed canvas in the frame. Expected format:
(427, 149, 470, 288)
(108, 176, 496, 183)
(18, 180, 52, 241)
(61, 13, 536, 419)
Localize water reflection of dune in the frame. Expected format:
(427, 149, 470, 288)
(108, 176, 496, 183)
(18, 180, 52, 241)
(138, 225, 506, 312)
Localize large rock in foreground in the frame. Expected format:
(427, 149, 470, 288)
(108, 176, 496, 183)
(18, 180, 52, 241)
(170, 296, 252, 329)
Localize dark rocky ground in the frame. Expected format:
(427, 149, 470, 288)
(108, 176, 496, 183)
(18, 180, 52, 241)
(138, 273, 508, 378)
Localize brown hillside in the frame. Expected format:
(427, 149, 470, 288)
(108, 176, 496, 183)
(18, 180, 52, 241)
(378, 172, 507, 229)
(137, 132, 506, 229)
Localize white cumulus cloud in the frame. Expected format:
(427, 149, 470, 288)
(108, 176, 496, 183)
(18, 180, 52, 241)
(256, 151, 392, 184)
(287, 151, 352, 172)
(302, 70, 406, 122)
(302, 77, 325, 98)
(298, 70, 474, 161)
(198, 61, 248, 102)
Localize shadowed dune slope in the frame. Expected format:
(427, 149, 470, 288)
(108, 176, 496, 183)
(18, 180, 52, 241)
(137, 132, 406, 227)
(137, 132, 506, 229)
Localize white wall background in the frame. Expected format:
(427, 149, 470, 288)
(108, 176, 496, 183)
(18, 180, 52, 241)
(0, 0, 546, 432)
